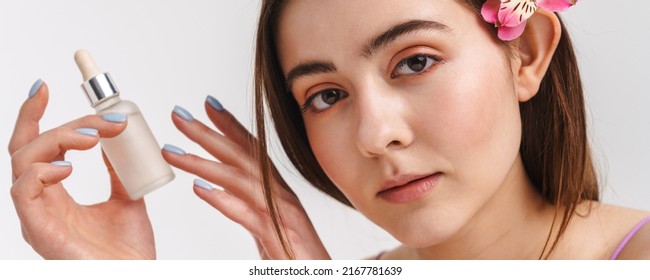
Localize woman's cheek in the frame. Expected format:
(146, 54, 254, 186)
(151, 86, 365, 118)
(434, 61, 522, 192)
(306, 120, 358, 193)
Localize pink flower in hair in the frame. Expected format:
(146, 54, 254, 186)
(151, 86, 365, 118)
(481, 0, 580, 41)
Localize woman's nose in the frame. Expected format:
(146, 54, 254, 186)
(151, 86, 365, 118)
(355, 88, 414, 158)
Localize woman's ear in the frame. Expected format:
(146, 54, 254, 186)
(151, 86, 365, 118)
(513, 9, 562, 102)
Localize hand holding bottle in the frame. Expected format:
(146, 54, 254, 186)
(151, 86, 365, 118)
(163, 97, 331, 259)
(8, 81, 156, 259)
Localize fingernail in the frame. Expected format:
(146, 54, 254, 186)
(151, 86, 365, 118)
(75, 128, 98, 137)
(51, 160, 72, 167)
(206, 95, 224, 112)
(163, 144, 187, 155)
(28, 79, 43, 99)
(173, 105, 194, 121)
(102, 113, 127, 123)
(193, 178, 213, 191)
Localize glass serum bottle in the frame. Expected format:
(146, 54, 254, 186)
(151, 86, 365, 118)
(75, 49, 174, 200)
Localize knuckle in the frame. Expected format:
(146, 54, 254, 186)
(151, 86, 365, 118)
(46, 126, 70, 140)
(10, 183, 20, 199)
(10, 151, 32, 180)
(62, 115, 102, 131)
(10, 153, 21, 170)
(8, 142, 17, 156)
(231, 168, 249, 183)
(71, 114, 101, 127)
(10, 164, 38, 199)
(21, 229, 31, 245)
(254, 205, 272, 221)
(197, 124, 216, 140)
(184, 154, 205, 168)
(79, 114, 98, 122)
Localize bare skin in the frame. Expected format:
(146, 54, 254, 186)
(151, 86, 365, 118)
(9, 0, 650, 260)
(9, 83, 155, 259)
(10, 81, 328, 259)
(275, 0, 650, 259)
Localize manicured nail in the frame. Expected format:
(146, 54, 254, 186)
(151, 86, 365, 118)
(102, 113, 127, 123)
(51, 160, 72, 167)
(28, 79, 43, 99)
(206, 95, 224, 112)
(193, 178, 213, 190)
(163, 144, 187, 155)
(173, 105, 194, 121)
(75, 128, 98, 137)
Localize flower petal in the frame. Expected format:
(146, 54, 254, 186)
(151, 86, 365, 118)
(498, 0, 538, 27)
(481, 0, 501, 25)
(537, 0, 579, 12)
(498, 22, 527, 41)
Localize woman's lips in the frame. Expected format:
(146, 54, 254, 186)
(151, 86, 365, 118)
(377, 173, 441, 203)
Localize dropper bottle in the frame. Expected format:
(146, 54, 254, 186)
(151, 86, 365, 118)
(75, 49, 174, 200)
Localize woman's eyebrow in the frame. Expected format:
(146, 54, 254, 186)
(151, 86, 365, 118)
(361, 19, 451, 58)
(285, 61, 336, 90)
(284, 20, 450, 90)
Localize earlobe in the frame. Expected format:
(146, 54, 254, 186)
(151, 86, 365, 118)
(514, 9, 562, 102)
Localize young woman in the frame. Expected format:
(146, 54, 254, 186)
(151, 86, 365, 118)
(9, 0, 650, 259)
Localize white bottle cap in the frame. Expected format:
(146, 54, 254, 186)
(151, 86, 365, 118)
(74, 49, 120, 107)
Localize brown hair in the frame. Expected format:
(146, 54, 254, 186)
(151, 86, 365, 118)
(253, 0, 599, 259)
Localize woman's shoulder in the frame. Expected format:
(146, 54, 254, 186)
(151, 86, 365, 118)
(572, 202, 650, 259)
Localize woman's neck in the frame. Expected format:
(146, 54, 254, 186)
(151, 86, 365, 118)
(405, 155, 559, 259)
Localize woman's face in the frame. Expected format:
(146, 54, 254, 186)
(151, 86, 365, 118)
(277, 0, 525, 247)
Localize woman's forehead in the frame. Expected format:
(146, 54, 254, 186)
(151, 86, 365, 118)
(277, 0, 468, 35)
(276, 0, 474, 73)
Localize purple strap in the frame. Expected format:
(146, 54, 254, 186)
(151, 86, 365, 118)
(610, 216, 650, 260)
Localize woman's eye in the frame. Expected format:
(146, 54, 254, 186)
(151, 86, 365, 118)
(301, 88, 349, 113)
(391, 54, 439, 78)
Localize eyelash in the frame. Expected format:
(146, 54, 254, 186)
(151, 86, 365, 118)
(300, 53, 441, 113)
(390, 53, 440, 79)
(301, 88, 349, 113)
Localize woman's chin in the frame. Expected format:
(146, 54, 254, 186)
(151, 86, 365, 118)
(385, 222, 460, 249)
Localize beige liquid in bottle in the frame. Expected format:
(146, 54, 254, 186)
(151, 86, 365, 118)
(75, 49, 174, 200)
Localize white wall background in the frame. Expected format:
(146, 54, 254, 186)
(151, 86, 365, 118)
(0, 1, 648, 259)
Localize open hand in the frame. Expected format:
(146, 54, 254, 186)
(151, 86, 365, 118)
(163, 96, 330, 259)
(8, 81, 155, 259)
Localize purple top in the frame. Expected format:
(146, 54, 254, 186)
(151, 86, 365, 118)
(610, 216, 650, 260)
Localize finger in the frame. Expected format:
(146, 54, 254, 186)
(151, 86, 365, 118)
(61, 113, 128, 138)
(204, 96, 256, 152)
(254, 238, 271, 260)
(204, 97, 296, 196)
(170, 106, 251, 170)
(20, 224, 30, 245)
(192, 179, 287, 259)
(8, 80, 48, 155)
(162, 146, 264, 206)
(11, 162, 74, 251)
(11, 115, 126, 180)
(11, 161, 73, 206)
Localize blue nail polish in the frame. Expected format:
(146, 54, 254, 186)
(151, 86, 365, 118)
(173, 105, 194, 121)
(163, 144, 187, 155)
(206, 95, 225, 112)
(193, 178, 213, 190)
(102, 113, 127, 123)
(51, 160, 72, 166)
(75, 128, 98, 137)
(28, 79, 43, 99)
